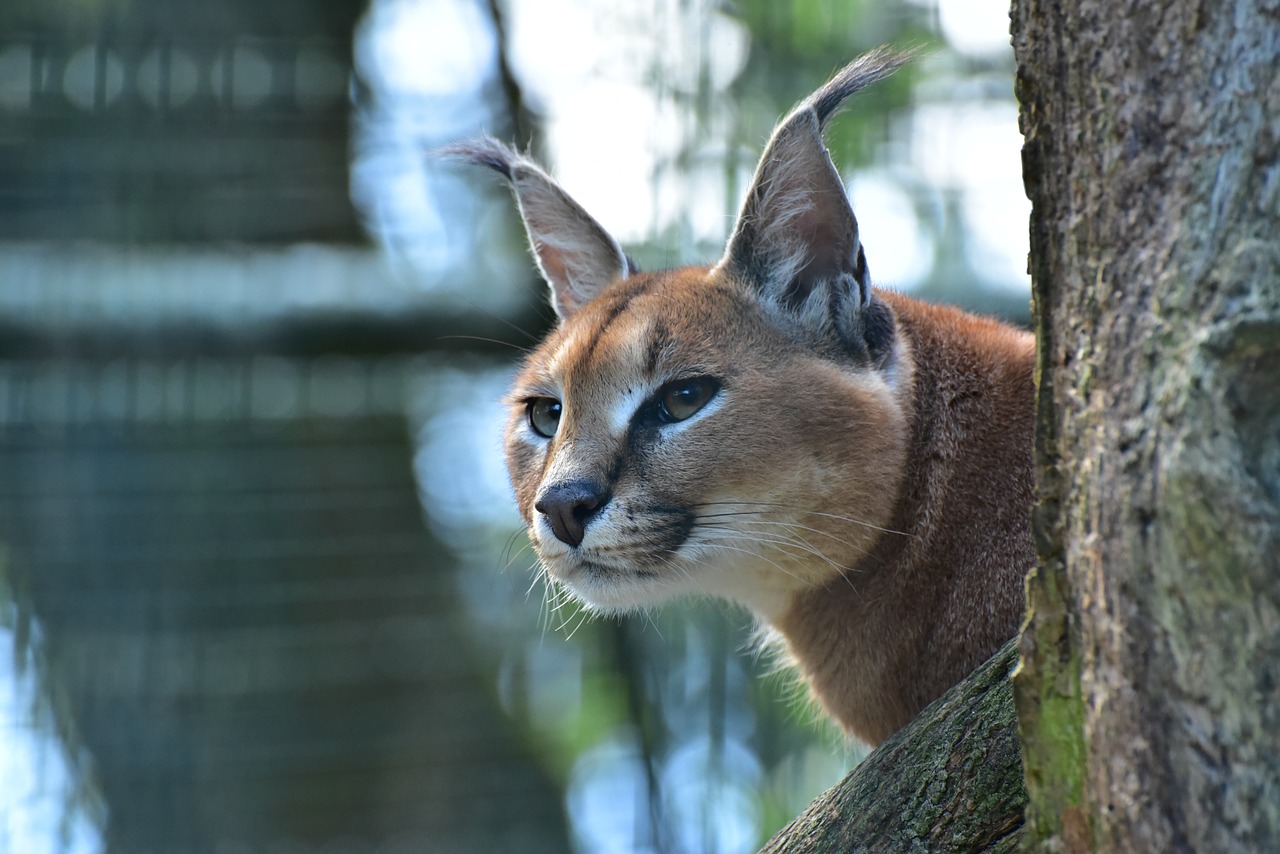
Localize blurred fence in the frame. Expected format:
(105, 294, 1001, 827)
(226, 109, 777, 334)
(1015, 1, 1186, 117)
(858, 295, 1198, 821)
(0, 358, 570, 853)
(0, 0, 361, 243)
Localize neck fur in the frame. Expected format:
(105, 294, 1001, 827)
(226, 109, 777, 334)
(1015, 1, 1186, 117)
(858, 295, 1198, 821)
(770, 291, 1036, 745)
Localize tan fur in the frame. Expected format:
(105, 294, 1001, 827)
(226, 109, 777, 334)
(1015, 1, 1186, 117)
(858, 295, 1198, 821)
(457, 49, 1034, 746)
(506, 270, 915, 616)
(503, 271, 1034, 744)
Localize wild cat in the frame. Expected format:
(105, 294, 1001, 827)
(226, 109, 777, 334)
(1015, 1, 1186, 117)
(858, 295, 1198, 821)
(450, 48, 1034, 746)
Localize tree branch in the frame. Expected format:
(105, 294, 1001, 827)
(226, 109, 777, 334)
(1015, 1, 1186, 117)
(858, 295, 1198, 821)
(760, 640, 1025, 853)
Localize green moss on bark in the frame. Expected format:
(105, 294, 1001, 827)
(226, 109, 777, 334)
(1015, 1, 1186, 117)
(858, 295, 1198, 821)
(1015, 564, 1089, 851)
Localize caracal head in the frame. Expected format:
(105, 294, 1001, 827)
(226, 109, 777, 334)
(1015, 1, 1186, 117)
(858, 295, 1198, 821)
(449, 48, 915, 620)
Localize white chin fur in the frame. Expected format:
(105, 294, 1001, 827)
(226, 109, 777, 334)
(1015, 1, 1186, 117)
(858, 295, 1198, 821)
(555, 568, 685, 614)
(543, 547, 801, 622)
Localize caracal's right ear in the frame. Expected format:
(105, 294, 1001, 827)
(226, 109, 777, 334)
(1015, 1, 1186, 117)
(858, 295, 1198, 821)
(445, 137, 632, 320)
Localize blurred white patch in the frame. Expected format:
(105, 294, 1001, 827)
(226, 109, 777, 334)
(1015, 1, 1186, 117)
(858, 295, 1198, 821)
(412, 368, 520, 549)
(912, 100, 1029, 292)
(0, 619, 104, 854)
(497, 643, 584, 730)
(507, 0, 748, 244)
(350, 0, 522, 299)
(962, 168, 1032, 290)
(355, 0, 496, 98)
(648, 9, 750, 94)
(661, 737, 762, 854)
(650, 148, 753, 256)
(568, 735, 657, 854)
(938, 0, 1013, 57)
(846, 171, 934, 290)
(505, 0, 601, 106)
(568, 728, 765, 854)
(547, 82, 685, 243)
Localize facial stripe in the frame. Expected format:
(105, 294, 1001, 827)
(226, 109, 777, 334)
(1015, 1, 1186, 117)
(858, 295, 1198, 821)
(575, 277, 651, 367)
(644, 321, 671, 376)
(602, 446, 628, 490)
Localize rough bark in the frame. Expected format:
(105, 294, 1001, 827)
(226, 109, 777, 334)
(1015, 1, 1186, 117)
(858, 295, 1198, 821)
(759, 640, 1026, 853)
(1012, 0, 1280, 850)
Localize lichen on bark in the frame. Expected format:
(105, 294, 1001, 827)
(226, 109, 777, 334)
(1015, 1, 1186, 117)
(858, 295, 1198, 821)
(759, 640, 1026, 853)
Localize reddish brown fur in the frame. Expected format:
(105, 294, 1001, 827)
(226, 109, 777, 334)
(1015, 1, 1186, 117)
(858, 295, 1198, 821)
(462, 49, 1035, 746)
(774, 291, 1035, 743)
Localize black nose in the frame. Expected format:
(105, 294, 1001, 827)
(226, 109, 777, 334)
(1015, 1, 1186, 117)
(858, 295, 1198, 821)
(534, 480, 609, 548)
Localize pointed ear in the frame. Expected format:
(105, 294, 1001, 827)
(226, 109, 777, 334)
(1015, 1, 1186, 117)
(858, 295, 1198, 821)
(717, 48, 911, 336)
(444, 137, 631, 319)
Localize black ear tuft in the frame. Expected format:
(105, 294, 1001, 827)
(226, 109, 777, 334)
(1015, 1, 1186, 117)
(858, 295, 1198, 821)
(440, 137, 516, 180)
(809, 46, 917, 128)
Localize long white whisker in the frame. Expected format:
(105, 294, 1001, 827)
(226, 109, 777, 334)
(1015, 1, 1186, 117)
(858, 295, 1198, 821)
(506, 542, 536, 574)
(538, 570, 553, 640)
(564, 607, 592, 641)
(691, 517, 849, 563)
(695, 526, 863, 595)
(524, 559, 546, 601)
(499, 528, 529, 570)
(692, 540, 816, 587)
(555, 605, 580, 634)
(694, 501, 912, 537)
(725, 518, 872, 559)
(695, 524, 849, 571)
(800, 509, 910, 537)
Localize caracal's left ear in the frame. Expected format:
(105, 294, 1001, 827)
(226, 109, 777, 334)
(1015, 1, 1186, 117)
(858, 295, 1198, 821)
(445, 137, 632, 320)
(716, 48, 912, 352)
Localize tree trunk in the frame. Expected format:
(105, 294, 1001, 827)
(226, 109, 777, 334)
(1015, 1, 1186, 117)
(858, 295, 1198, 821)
(1012, 0, 1280, 850)
(760, 640, 1026, 853)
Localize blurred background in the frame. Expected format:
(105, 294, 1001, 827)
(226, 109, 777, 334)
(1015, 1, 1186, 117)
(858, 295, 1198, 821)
(0, 0, 1027, 852)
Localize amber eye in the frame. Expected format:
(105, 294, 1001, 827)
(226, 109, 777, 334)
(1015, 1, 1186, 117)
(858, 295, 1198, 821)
(657, 377, 720, 423)
(527, 398, 562, 438)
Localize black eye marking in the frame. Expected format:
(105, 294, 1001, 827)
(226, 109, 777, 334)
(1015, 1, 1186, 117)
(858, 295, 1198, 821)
(645, 376, 721, 426)
(526, 398, 562, 438)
